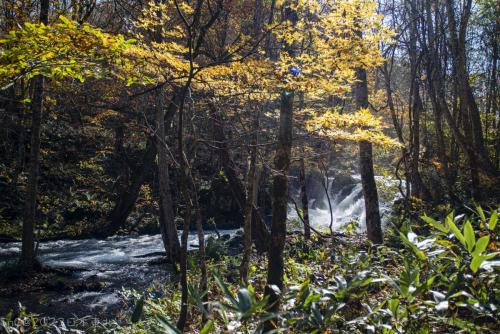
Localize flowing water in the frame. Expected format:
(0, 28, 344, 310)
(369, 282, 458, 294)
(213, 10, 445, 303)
(288, 175, 402, 231)
(0, 231, 235, 320)
(0, 175, 400, 320)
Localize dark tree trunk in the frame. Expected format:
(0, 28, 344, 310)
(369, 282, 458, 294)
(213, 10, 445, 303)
(299, 157, 310, 240)
(409, 85, 428, 199)
(264, 91, 293, 330)
(21, 0, 49, 272)
(155, 90, 181, 264)
(407, 0, 430, 200)
(177, 78, 194, 331)
(355, 67, 383, 244)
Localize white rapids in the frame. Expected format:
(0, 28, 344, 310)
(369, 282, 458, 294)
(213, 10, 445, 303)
(288, 175, 402, 231)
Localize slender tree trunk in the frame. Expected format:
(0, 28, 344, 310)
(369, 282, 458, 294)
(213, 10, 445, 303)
(240, 106, 260, 284)
(382, 62, 411, 200)
(382, 63, 404, 144)
(410, 86, 427, 199)
(264, 4, 297, 329)
(355, 67, 383, 244)
(177, 74, 195, 331)
(299, 157, 310, 239)
(407, 0, 429, 199)
(264, 91, 293, 330)
(155, 90, 181, 264)
(21, 0, 49, 272)
(177, 185, 191, 332)
(192, 172, 207, 323)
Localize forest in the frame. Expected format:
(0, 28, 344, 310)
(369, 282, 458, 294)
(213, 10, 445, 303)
(0, 0, 498, 333)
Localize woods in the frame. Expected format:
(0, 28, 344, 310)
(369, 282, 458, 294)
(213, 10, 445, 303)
(0, 0, 498, 333)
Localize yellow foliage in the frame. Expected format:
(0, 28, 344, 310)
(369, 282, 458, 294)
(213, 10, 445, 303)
(0, 15, 144, 88)
(306, 108, 402, 147)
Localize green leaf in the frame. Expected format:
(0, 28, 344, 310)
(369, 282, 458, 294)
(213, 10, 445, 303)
(388, 298, 399, 316)
(200, 320, 214, 334)
(155, 315, 181, 334)
(463, 221, 475, 252)
(476, 206, 486, 222)
(400, 232, 426, 260)
(446, 216, 465, 247)
(483, 252, 499, 260)
(472, 236, 490, 256)
(488, 210, 498, 230)
(470, 255, 486, 273)
(421, 215, 448, 233)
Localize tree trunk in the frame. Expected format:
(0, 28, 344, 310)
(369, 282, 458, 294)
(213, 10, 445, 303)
(155, 90, 181, 264)
(355, 67, 383, 244)
(407, 0, 429, 200)
(177, 80, 193, 331)
(240, 106, 260, 284)
(264, 91, 293, 330)
(299, 157, 310, 240)
(21, 0, 49, 272)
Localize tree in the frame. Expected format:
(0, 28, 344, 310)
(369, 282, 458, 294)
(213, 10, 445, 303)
(354, 67, 383, 244)
(155, 90, 181, 264)
(21, 0, 50, 272)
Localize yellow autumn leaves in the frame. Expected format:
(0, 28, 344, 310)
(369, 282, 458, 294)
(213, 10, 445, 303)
(0, 15, 143, 89)
(306, 108, 402, 147)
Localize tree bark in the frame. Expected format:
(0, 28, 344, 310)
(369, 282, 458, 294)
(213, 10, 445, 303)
(155, 90, 181, 264)
(355, 67, 383, 244)
(240, 104, 261, 284)
(21, 0, 49, 272)
(299, 157, 310, 240)
(264, 91, 293, 330)
(407, 0, 429, 200)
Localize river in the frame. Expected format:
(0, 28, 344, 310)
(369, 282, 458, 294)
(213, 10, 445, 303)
(0, 175, 400, 320)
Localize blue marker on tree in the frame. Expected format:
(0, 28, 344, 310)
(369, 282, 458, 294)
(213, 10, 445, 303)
(289, 66, 302, 76)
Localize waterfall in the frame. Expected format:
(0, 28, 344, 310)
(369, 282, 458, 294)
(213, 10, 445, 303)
(288, 175, 400, 231)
